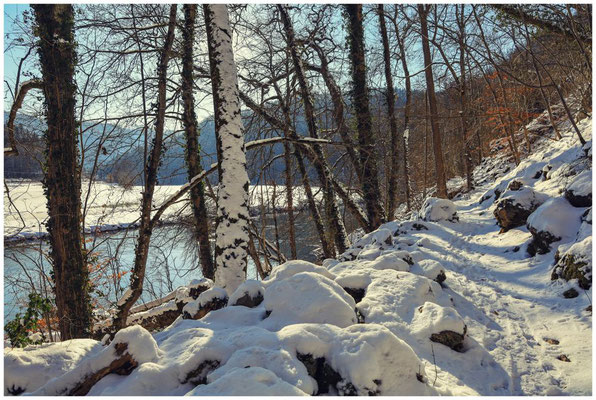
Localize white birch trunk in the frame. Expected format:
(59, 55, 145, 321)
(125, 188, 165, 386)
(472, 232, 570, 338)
(204, 4, 250, 295)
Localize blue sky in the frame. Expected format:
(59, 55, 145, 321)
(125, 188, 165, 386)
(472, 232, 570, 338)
(4, 4, 34, 111)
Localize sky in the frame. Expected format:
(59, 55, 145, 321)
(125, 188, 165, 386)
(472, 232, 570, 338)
(3, 4, 430, 128)
(4, 4, 34, 112)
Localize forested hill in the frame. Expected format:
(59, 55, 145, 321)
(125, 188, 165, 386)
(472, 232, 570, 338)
(4, 89, 406, 185)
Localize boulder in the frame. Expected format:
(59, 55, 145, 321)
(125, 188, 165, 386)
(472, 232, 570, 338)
(527, 198, 583, 256)
(182, 287, 228, 320)
(551, 237, 592, 290)
(229, 280, 265, 308)
(493, 187, 545, 232)
(420, 198, 458, 222)
(565, 170, 592, 208)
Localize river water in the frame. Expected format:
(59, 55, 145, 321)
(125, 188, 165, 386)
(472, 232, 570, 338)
(4, 212, 322, 321)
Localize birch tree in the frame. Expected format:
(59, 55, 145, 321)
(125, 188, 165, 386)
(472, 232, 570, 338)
(204, 4, 251, 295)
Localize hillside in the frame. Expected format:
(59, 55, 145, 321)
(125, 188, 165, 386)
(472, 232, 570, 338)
(4, 110, 592, 395)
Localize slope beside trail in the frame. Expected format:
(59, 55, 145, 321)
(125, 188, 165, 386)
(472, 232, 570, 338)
(413, 116, 592, 395)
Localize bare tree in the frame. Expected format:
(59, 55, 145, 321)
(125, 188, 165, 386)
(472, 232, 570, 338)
(181, 4, 215, 279)
(278, 4, 349, 255)
(112, 5, 178, 331)
(344, 4, 387, 228)
(418, 4, 448, 198)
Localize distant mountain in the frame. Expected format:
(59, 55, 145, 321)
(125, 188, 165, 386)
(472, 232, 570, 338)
(4, 87, 407, 184)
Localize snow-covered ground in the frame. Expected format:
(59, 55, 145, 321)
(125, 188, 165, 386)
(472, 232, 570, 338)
(4, 115, 592, 395)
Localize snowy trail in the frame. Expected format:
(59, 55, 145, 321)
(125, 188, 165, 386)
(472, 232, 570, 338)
(431, 191, 592, 395)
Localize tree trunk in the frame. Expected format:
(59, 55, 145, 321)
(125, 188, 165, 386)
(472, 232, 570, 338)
(309, 44, 363, 183)
(283, 141, 297, 260)
(182, 4, 215, 280)
(204, 4, 251, 295)
(456, 5, 473, 192)
(345, 4, 387, 228)
(377, 4, 401, 220)
(278, 5, 349, 255)
(418, 4, 448, 198)
(393, 12, 412, 211)
(33, 4, 92, 339)
(112, 5, 177, 332)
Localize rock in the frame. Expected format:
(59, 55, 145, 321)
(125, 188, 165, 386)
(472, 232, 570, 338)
(493, 187, 544, 231)
(344, 287, 365, 303)
(297, 353, 353, 395)
(551, 237, 592, 289)
(229, 280, 265, 308)
(420, 198, 458, 222)
(434, 270, 447, 285)
(527, 226, 561, 256)
(182, 287, 228, 319)
(188, 279, 214, 300)
(231, 292, 263, 308)
(527, 198, 583, 256)
(507, 180, 524, 191)
(565, 170, 592, 207)
(182, 360, 221, 385)
(430, 330, 466, 353)
(563, 288, 579, 298)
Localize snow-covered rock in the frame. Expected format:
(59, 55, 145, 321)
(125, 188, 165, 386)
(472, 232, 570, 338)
(420, 197, 458, 222)
(203, 347, 314, 394)
(267, 260, 335, 281)
(262, 272, 357, 329)
(4, 339, 102, 395)
(31, 326, 159, 396)
(412, 259, 447, 284)
(229, 280, 264, 308)
(279, 323, 437, 395)
(183, 287, 229, 320)
(410, 302, 467, 352)
(186, 367, 309, 396)
(565, 169, 592, 207)
(493, 186, 546, 231)
(527, 197, 584, 255)
(552, 236, 592, 289)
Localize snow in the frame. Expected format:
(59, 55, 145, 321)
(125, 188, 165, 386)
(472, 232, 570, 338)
(527, 197, 584, 240)
(420, 197, 458, 222)
(4, 339, 102, 395)
(228, 279, 265, 305)
(265, 259, 335, 281)
(4, 113, 592, 396)
(566, 169, 591, 197)
(185, 366, 308, 396)
(262, 272, 357, 330)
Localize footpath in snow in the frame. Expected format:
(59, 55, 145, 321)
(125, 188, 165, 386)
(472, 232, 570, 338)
(4, 116, 592, 395)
